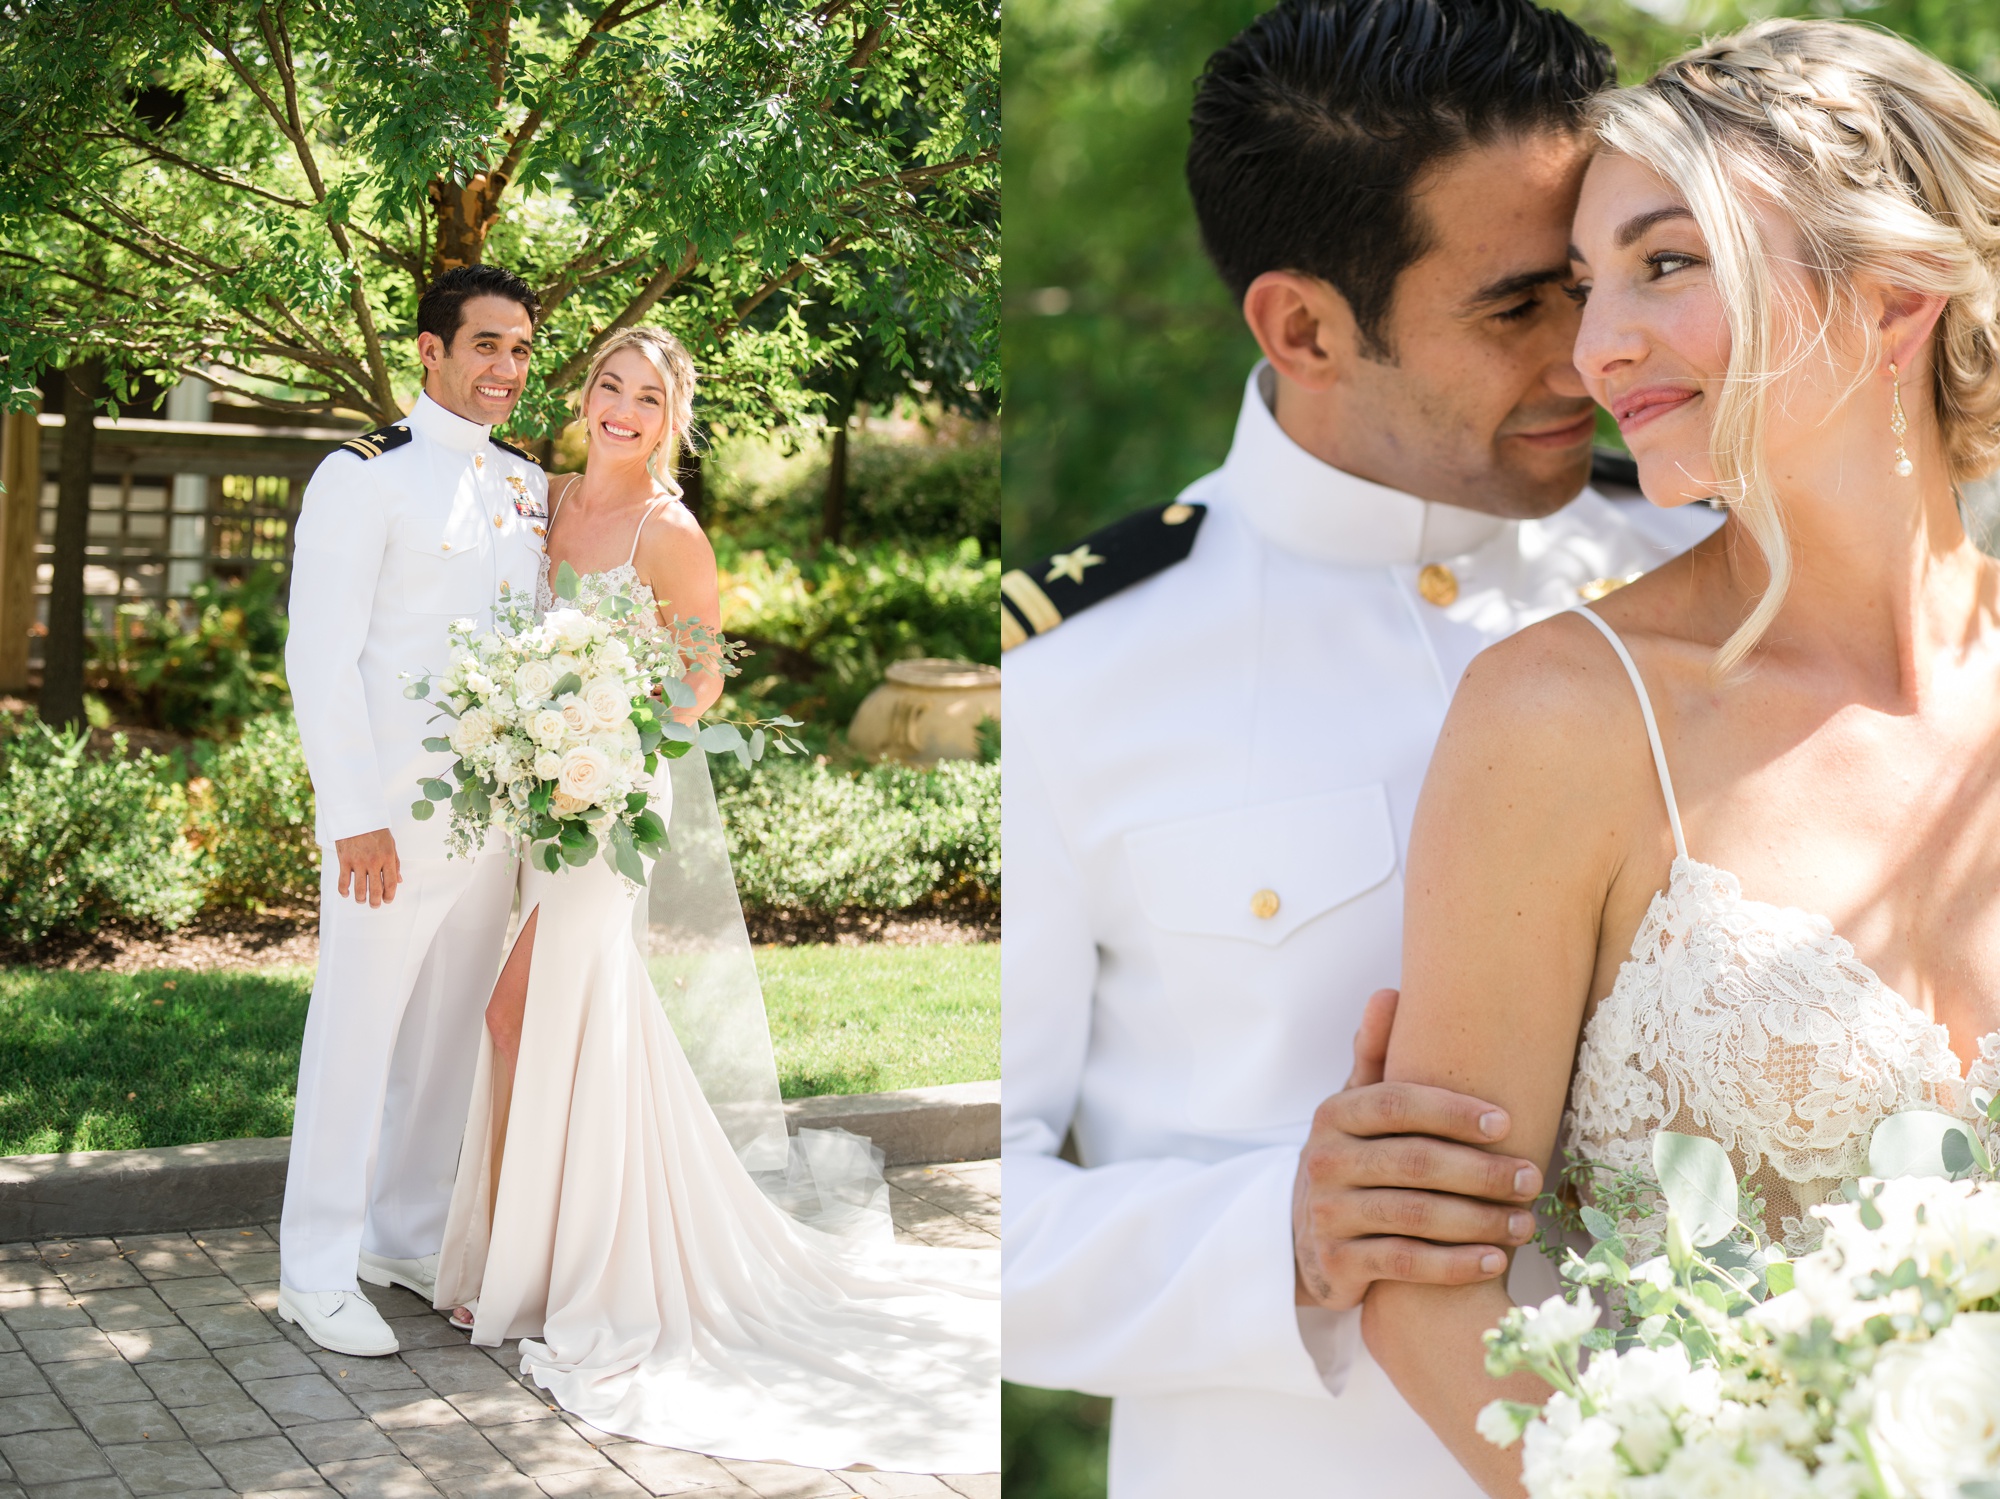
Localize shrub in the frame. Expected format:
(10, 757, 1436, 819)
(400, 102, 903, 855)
(0, 716, 201, 944)
(190, 713, 320, 909)
(719, 537, 1001, 732)
(843, 430, 999, 553)
(91, 568, 291, 738)
(716, 756, 999, 911)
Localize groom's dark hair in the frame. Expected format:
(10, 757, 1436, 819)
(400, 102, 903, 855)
(417, 264, 542, 347)
(1188, 0, 1611, 359)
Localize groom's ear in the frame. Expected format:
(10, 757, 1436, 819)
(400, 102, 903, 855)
(1241, 270, 1364, 394)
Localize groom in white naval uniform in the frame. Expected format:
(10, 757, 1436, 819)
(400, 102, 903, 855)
(1001, 0, 1720, 1492)
(279, 265, 549, 1355)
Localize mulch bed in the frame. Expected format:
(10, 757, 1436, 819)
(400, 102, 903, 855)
(0, 895, 998, 973)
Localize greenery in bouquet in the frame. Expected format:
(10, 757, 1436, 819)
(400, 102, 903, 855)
(1482, 1113, 2000, 1498)
(404, 566, 801, 885)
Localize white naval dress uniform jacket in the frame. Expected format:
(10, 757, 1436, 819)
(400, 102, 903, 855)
(281, 392, 546, 1294)
(1002, 365, 1719, 1496)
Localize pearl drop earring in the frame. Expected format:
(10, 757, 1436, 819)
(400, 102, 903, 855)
(1889, 362, 1913, 478)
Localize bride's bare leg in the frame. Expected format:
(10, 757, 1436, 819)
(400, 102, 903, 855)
(451, 907, 538, 1327)
(485, 905, 538, 1193)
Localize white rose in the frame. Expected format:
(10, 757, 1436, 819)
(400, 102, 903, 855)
(547, 611, 593, 652)
(558, 694, 593, 737)
(464, 671, 495, 697)
(557, 745, 613, 805)
(551, 788, 589, 817)
(582, 676, 632, 731)
(449, 707, 496, 754)
(527, 708, 567, 748)
(1869, 1312, 2000, 1498)
(514, 658, 558, 702)
(533, 750, 562, 781)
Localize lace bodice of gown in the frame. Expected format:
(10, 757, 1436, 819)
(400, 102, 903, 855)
(534, 551, 658, 620)
(1560, 608, 2000, 1255)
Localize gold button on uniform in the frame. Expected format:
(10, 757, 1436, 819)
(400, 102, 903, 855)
(494, 515, 505, 528)
(1417, 563, 1458, 607)
(474, 453, 485, 469)
(1250, 888, 1281, 920)
(441, 542, 451, 551)
(1162, 503, 1195, 525)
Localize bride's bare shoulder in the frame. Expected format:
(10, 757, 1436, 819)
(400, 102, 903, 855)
(1424, 608, 1661, 837)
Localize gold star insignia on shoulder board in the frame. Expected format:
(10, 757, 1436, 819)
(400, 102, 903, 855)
(1045, 545, 1105, 586)
(1001, 501, 1208, 651)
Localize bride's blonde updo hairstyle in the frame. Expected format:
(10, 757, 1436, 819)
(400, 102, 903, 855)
(576, 327, 699, 495)
(1592, 19, 2000, 672)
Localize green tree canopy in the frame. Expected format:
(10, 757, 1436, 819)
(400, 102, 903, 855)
(0, 0, 998, 438)
(1002, 0, 1998, 566)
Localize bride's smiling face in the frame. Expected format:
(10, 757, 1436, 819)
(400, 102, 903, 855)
(583, 348, 671, 469)
(1569, 151, 1862, 508)
(1568, 153, 1732, 506)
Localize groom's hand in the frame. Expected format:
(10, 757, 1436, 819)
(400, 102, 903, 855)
(335, 828, 402, 907)
(1292, 988, 1542, 1310)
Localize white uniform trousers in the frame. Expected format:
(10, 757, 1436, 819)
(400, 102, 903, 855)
(280, 847, 515, 1293)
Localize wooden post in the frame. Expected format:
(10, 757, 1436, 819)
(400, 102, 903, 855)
(43, 358, 103, 730)
(0, 404, 41, 692)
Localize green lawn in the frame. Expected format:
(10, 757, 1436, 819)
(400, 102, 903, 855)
(0, 943, 997, 1155)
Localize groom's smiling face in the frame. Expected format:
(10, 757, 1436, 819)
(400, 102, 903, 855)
(419, 294, 536, 427)
(1248, 129, 1600, 519)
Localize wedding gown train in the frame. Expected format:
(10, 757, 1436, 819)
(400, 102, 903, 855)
(432, 555, 998, 1475)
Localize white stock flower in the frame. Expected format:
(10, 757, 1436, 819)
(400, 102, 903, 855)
(528, 708, 568, 748)
(464, 671, 495, 697)
(1519, 1292, 1601, 1364)
(1580, 1344, 1717, 1475)
(514, 658, 558, 702)
(558, 694, 593, 736)
(533, 750, 562, 781)
(1868, 1311, 2000, 1499)
(557, 745, 613, 806)
(1519, 1394, 1622, 1499)
(1477, 1401, 1532, 1449)
(582, 676, 632, 730)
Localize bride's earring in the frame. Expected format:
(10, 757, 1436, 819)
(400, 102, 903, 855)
(1889, 362, 1913, 478)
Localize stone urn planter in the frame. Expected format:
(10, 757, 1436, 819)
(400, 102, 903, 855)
(847, 658, 1000, 766)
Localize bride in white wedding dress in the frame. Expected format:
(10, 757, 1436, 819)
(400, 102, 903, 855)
(430, 328, 998, 1475)
(1351, 21, 2000, 1497)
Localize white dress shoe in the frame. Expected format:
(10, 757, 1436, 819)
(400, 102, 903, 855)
(358, 1250, 439, 1303)
(277, 1287, 398, 1357)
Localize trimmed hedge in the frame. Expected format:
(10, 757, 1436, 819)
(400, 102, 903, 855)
(714, 756, 999, 911)
(0, 717, 201, 944)
(190, 714, 321, 910)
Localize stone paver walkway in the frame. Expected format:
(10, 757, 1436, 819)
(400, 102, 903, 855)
(0, 1160, 999, 1499)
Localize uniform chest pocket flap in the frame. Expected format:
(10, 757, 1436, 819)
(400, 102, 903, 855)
(400, 506, 491, 616)
(1124, 785, 1397, 947)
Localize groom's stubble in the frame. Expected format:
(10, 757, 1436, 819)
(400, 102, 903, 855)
(1256, 129, 1601, 521)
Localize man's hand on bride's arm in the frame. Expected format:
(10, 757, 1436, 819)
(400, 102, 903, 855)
(335, 828, 401, 907)
(1292, 988, 1542, 1311)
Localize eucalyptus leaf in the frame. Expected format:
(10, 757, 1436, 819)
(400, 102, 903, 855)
(750, 728, 765, 762)
(409, 799, 434, 820)
(1579, 1205, 1617, 1242)
(1765, 1260, 1795, 1296)
(561, 829, 597, 867)
(422, 779, 452, 800)
(403, 681, 429, 699)
(607, 823, 645, 885)
(660, 720, 697, 744)
(551, 672, 583, 700)
(1653, 1131, 1738, 1249)
(1869, 1109, 1979, 1180)
(422, 736, 451, 752)
(699, 723, 743, 755)
(661, 676, 697, 710)
(554, 561, 581, 602)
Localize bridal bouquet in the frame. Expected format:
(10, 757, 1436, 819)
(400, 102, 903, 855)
(403, 565, 800, 883)
(1482, 1112, 2000, 1498)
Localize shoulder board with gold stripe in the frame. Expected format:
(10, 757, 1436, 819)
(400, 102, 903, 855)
(490, 435, 541, 466)
(336, 423, 412, 461)
(1001, 501, 1206, 652)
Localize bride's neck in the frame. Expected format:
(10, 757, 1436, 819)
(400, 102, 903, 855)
(1722, 440, 1988, 702)
(573, 448, 659, 511)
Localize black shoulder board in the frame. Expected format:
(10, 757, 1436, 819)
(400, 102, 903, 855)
(1590, 446, 1639, 490)
(1001, 501, 1207, 652)
(336, 423, 412, 461)
(490, 435, 541, 466)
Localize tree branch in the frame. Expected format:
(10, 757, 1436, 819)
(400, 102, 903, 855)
(843, 149, 995, 197)
(489, 0, 671, 194)
(87, 131, 317, 213)
(545, 239, 700, 390)
(725, 235, 854, 331)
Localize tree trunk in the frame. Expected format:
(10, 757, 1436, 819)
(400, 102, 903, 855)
(820, 420, 849, 546)
(42, 356, 102, 730)
(426, 172, 505, 277)
(676, 448, 704, 523)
